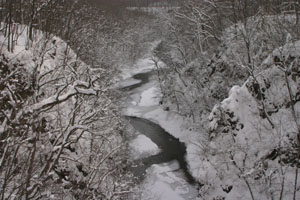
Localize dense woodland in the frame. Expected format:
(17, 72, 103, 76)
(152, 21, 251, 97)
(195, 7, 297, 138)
(1, 0, 300, 199)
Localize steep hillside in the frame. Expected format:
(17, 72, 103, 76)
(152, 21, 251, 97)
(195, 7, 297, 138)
(152, 7, 300, 199)
(0, 26, 131, 200)
(199, 39, 300, 200)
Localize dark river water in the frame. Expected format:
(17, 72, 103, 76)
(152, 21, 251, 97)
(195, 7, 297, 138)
(121, 71, 152, 92)
(122, 71, 195, 184)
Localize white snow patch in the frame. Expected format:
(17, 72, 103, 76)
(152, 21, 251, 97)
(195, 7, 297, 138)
(139, 162, 198, 200)
(129, 135, 161, 160)
(139, 86, 160, 106)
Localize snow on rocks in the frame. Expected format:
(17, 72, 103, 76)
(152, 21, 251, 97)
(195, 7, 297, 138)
(204, 40, 300, 200)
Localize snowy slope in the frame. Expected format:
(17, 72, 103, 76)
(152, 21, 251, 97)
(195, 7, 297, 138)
(203, 40, 300, 200)
(0, 25, 129, 199)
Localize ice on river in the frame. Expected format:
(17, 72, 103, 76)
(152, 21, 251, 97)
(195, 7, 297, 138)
(114, 77, 141, 89)
(129, 135, 161, 160)
(138, 161, 197, 200)
(139, 86, 160, 106)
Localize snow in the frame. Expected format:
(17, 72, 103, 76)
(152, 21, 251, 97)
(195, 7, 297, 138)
(121, 48, 200, 200)
(118, 40, 165, 80)
(30, 83, 96, 111)
(203, 38, 300, 199)
(121, 36, 300, 199)
(120, 13, 300, 200)
(127, 103, 193, 141)
(0, 23, 131, 199)
(123, 68, 200, 176)
(129, 135, 161, 160)
(138, 161, 198, 200)
(115, 77, 141, 89)
(120, 57, 155, 80)
(125, 84, 203, 184)
(139, 86, 160, 106)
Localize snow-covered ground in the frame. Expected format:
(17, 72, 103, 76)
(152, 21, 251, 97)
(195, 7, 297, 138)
(129, 134, 161, 160)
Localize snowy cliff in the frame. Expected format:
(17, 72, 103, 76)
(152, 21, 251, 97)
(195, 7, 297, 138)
(201, 40, 300, 200)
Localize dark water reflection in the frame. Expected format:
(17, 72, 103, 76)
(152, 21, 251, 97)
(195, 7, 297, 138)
(125, 116, 196, 184)
(122, 70, 195, 184)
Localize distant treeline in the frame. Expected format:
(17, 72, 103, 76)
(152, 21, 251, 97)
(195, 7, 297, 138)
(88, 0, 181, 7)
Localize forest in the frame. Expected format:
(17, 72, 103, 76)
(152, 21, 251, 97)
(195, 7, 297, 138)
(0, 0, 300, 199)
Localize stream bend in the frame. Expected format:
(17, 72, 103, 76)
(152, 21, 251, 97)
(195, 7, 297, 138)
(122, 71, 196, 184)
